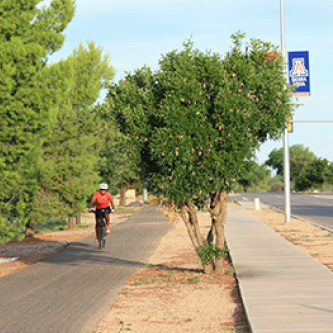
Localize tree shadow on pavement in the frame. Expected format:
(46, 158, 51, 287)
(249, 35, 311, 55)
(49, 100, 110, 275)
(43, 241, 153, 269)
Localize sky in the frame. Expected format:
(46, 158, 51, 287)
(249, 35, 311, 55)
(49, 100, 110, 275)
(41, 0, 333, 165)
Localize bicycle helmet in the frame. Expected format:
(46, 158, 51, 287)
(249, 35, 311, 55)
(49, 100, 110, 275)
(99, 183, 108, 190)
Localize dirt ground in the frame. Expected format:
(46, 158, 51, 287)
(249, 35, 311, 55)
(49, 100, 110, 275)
(250, 207, 333, 272)
(1, 203, 332, 333)
(94, 209, 249, 333)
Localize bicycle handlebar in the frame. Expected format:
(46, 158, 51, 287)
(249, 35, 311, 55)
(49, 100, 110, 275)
(88, 208, 115, 213)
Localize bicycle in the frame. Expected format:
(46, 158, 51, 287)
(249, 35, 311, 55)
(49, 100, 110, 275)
(91, 209, 107, 249)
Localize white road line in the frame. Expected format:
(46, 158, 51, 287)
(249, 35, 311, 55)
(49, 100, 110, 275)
(314, 195, 333, 200)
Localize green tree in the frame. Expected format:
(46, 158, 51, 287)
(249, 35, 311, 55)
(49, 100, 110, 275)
(148, 34, 293, 275)
(268, 175, 284, 192)
(266, 144, 317, 191)
(27, 43, 115, 233)
(307, 158, 329, 193)
(0, 0, 75, 244)
(238, 161, 271, 192)
(99, 129, 141, 205)
(324, 162, 333, 192)
(104, 67, 154, 205)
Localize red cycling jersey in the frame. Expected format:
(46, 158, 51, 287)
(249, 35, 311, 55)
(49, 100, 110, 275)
(92, 191, 112, 209)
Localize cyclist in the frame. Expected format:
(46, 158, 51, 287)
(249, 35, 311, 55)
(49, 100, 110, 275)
(87, 183, 115, 237)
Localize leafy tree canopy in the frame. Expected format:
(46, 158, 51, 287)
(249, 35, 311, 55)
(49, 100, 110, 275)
(109, 33, 294, 275)
(103, 67, 155, 204)
(149, 34, 294, 205)
(266, 144, 316, 177)
(238, 161, 271, 192)
(324, 162, 333, 190)
(266, 144, 331, 192)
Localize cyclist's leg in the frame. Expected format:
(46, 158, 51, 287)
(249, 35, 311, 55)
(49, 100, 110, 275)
(105, 213, 110, 228)
(105, 213, 110, 233)
(95, 222, 99, 237)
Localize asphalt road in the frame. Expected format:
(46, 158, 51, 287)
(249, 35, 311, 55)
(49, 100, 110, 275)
(231, 192, 333, 231)
(0, 205, 172, 333)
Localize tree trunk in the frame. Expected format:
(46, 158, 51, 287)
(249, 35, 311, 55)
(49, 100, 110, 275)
(25, 224, 35, 237)
(178, 192, 228, 276)
(119, 184, 130, 207)
(210, 190, 228, 276)
(180, 204, 200, 249)
(68, 216, 74, 230)
(180, 203, 212, 274)
(76, 212, 81, 225)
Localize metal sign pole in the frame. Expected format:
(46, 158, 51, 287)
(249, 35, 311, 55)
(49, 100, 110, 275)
(281, 0, 291, 222)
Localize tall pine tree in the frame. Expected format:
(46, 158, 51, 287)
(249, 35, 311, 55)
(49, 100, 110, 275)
(0, 0, 75, 243)
(28, 43, 115, 231)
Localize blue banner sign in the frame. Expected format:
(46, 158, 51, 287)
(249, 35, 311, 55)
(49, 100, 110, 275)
(288, 51, 310, 96)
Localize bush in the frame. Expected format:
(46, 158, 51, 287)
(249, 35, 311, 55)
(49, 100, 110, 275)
(270, 184, 283, 192)
(0, 217, 26, 245)
(197, 243, 229, 267)
(35, 218, 68, 233)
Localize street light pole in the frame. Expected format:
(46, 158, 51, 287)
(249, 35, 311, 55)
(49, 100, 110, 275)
(280, 0, 291, 222)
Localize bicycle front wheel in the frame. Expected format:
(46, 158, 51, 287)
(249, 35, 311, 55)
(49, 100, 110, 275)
(101, 224, 106, 248)
(97, 223, 103, 249)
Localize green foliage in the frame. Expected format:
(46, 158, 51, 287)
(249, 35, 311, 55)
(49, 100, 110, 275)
(35, 217, 68, 233)
(69, 42, 115, 107)
(103, 67, 154, 193)
(101, 33, 294, 274)
(0, 0, 76, 243)
(266, 144, 330, 192)
(0, 2, 114, 243)
(307, 158, 328, 190)
(0, 217, 25, 245)
(104, 34, 294, 204)
(99, 127, 140, 194)
(33, 43, 115, 220)
(268, 176, 284, 192)
(186, 276, 201, 284)
(238, 161, 271, 192)
(266, 144, 316, 177)
(324, 162, 333, 190)
(197, 243, 229, 266)
(104, 35, 294, 274)
(148, 34, 293, 204)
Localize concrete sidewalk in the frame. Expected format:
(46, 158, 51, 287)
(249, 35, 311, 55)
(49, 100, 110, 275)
(226, 204, 333, 333)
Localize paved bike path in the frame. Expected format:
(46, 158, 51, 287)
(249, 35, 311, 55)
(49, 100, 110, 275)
(0, 205, 172, 333)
